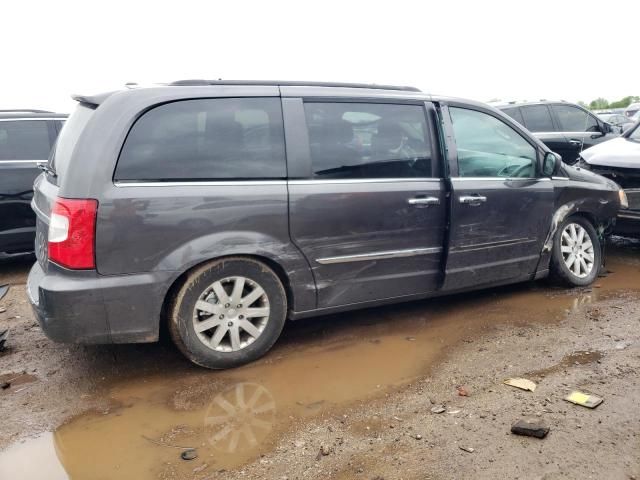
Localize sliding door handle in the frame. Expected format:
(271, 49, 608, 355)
(459, 195, 487, 205)
(408, 196, 440, 206)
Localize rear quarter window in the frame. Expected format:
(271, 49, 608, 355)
(501, 107, 525, 126)
(115, 98, 286, 181)
(0, 120, 51, 160)
(51, 105, 95, 179)
(521, 105, 555, 132)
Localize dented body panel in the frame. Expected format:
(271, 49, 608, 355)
(27, 84, 622, 344)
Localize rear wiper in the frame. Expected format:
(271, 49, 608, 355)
(37, 162, 57, 178)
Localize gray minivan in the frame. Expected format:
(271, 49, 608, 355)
(28, 81, 624, 369)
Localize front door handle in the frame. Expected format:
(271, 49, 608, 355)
(459, 195, 487, 205)
(408, 196, 440, 206)
(569, 139, 582, 146)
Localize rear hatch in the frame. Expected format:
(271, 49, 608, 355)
(32, 104, 96, 271)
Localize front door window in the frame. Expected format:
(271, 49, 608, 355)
(449, 107, 537, 178)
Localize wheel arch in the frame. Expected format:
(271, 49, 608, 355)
(160, 254, 298, 336)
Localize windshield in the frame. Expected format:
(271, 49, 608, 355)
(50, 103, 95, 178)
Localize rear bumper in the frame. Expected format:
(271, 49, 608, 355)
(27, 261, 175, 344)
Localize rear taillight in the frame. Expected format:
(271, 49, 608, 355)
(48, 198, 98, 269)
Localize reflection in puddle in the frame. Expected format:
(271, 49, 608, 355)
(1, 250, 639, 479)
(204, 382, 276, 454)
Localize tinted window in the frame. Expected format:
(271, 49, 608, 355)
(553, 105, 599, 132)
(303, 102, 432, 179)
(450, 107, 537, 178)
(521, 105, 555, 132)
(115, 98, 285, 181)
(502, 107, 524, 125)
(0, 120, 51, 160)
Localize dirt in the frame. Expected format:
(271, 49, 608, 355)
(1, 237, 639, 479)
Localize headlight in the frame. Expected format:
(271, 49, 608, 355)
(619, 189, 629, 209)
(576, 157, 591, 170)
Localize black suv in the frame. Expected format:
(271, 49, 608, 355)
(0, 110, 66, 257)
(496, 101, 618, 165)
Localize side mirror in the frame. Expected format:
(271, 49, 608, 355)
(542, 152, 559, 177)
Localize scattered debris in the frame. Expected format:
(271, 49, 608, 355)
(414, 434, 422, 440)
(1, 381, 10, 390)
(504, 378, 537, 392)
(456, 385, 469, 397)
(192, 463, 208, 473)
(405, 336, 416, 341)
(510, 419, 549, 438)
(447, 410, 461, 415)
(0, 329, 8, 352)
(431, 405, 446, 414)
(0, 284, 8, 301)
(181, 448, 197, 461)
(565, 391, 603, 409)
(459, 446, 475, 453)
(316, 445, 331, 460)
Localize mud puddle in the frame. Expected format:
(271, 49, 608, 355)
(527, 350, 604, 380)
(1, 251, 639, 479)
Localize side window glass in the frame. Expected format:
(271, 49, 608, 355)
(115, 98, 286, 181)
(303, 102, 432, 179)
(553, 105, 599, 132)
(450, 107, 537, 178)
(521, 105, 555, 132)
(0, 120, 51, 160)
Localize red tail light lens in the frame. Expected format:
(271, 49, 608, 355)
(48, 198, 98, 269)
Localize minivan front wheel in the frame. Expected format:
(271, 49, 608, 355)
(550, 216, 601, 287)
(168, 258, 287, 369)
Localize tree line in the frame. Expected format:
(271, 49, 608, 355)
(578, 96, 640, 111)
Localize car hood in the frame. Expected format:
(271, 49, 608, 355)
(580, 137, 640, 169)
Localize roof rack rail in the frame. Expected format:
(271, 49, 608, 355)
(169, 79, 421, 92)
(0, 109, 53, 113)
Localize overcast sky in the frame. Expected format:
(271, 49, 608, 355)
(1, 0, 637, 113)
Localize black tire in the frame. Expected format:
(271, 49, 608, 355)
(549, 216, 601, 287)
(168, 257, 287, 369)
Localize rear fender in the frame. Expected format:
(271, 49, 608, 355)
(157, 231, 316, 313)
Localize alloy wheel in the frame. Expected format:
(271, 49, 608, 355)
(193, 276, 270, 352)
(560, 223, 595, 279)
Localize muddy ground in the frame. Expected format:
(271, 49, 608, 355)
(1, 238, 639, 480)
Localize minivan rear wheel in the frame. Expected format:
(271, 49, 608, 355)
(549, 216, 601, 287)
(168, 257, 287, 369)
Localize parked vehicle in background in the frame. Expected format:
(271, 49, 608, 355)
(624, 103, 640, 118)
(597, 113, 634, 132)
(28, 81, 623, 369)
(496, 101, 619, 164)
(0, 110, 66, 258)
(579, 121, 640, 235)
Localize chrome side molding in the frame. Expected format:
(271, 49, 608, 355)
(316, 247, 442, 265)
